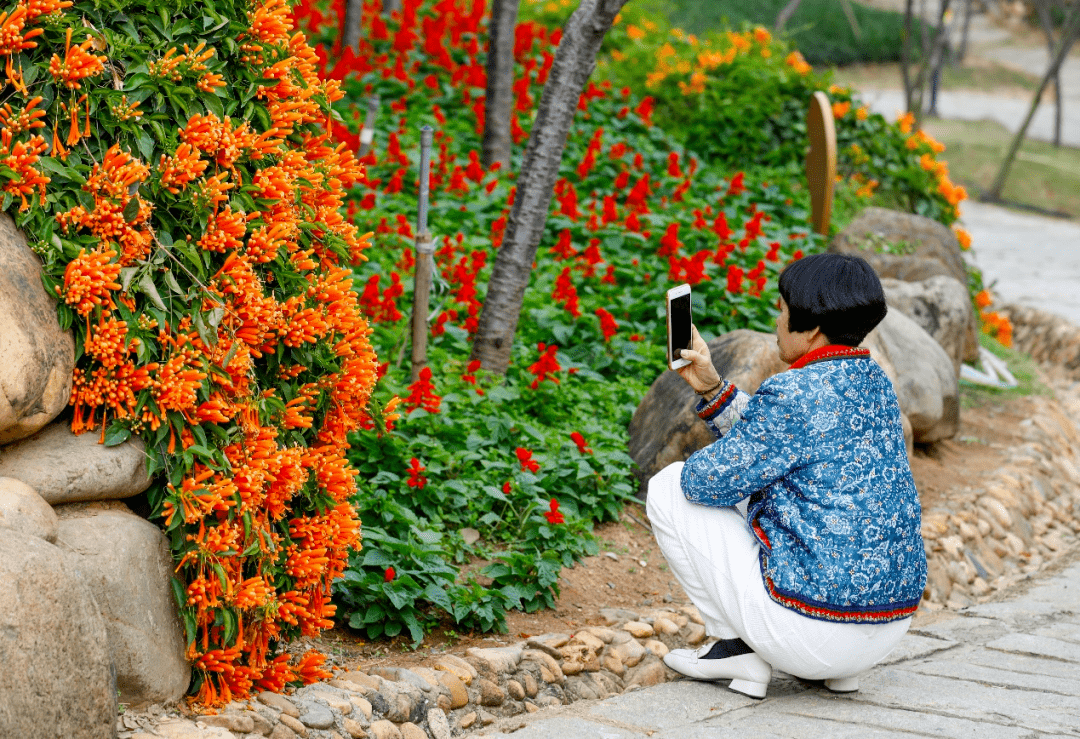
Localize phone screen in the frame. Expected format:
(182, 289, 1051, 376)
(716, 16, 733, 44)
(669, 292, 692, 365)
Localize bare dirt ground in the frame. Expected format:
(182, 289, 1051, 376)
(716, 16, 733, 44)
(312, 387, 1053, 672)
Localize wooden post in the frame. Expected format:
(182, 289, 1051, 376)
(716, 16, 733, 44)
(359, 96, 379, 157)
(806, 91, 837, 236)
(411, 126, 435, 381)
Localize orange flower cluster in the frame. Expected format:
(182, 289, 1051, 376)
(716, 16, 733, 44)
(643, 27, 774, 92)
(976, 290, 1013, 347)
(0, 0, 380, 707)
(904, 119, 966, 216)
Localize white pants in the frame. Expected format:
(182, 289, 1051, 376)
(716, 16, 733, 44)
(646, 462, 911, 680)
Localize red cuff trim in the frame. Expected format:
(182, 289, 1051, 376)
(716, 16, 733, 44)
(697, 382, 736, 420)
(761, 569, 919, 623)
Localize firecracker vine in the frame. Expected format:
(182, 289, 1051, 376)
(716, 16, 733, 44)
(0, 0, 386, 705)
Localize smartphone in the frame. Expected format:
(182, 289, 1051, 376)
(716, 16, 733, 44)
(667, 284, 692, 370)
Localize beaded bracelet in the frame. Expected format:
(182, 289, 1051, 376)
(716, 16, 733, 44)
(695, 379, 723, 396)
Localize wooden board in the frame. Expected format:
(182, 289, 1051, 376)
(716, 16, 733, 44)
(806, 90, 837, 237)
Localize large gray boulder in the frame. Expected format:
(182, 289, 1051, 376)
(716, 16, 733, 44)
(829, 207, 968, 287)
(0, 213, 75, 444)
(628, 330, 790, 493)
(55, 502, 191, 706)
(882, 276, 979, 371)
(864, 309, 960, 443)
(0, 476, 57, 542)
(0, 530, 117, 739)
(0, 421, 151, 504)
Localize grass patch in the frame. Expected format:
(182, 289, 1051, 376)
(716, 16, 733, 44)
(922, 118, 1080, 218)
(658, 0, 916, 65)
(960, 332, 1052, 408)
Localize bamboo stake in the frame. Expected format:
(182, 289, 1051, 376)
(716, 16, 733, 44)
(411, 126, 435, 381)
(359, 96, 379, 157)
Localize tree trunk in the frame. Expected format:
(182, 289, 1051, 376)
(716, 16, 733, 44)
(987, 4, 1080, 200)
(483, 0, 521, 171)
(383, 0, 401, 14)
(343, 0, 364, 53)
(956, 0, 974, 63)
(470, 0, 632, 375)
(902, 0, 915, 112)
(774, 0, 803, 32)
(1036, 0, 1063, 147)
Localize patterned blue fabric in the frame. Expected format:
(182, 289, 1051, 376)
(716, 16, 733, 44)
(680, 356, 927, 622)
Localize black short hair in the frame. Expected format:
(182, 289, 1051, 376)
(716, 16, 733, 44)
(778, 253, 887, 346)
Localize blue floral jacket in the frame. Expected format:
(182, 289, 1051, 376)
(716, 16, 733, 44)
(681, 348, 927, 623)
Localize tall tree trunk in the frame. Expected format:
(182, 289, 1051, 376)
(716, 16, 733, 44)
(383, 0, 401, 14)
(956, 0, 973, 63)
(470, 0, 632, 375)
(483, 0, 521, 171)
(902, 0, 915, 112)
(774, 0, 803, 32)
(343, 0, 364, 53)
(987, 3, 1080, 200)
(1036, 0, 1063, 147)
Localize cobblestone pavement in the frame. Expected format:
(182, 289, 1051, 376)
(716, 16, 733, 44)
(481, 552, 1080, 738)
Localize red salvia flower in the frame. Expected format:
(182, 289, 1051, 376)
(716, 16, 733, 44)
(406, 457, 427, 489)
(544, 498, 564, 524)
(404, 366, 441, 413)
(528, 342, 561, 390)
(570, 431, 592, 454)
(726, 264, 744, 294)
(384, 566, 396, 582)
(515, 447, 540, 473)
(595, 307, 618, 341)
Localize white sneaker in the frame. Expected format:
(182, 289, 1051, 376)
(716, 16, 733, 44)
(663, 640, 772, 699)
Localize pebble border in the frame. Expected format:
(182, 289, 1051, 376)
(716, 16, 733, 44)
(119, 606, 707, 739)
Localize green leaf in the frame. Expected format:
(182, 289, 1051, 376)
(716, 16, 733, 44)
(103, 425, 131, 447)
(122, 197, 141, 223)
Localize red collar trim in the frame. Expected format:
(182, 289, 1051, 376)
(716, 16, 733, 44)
(788, 344, 870, 370)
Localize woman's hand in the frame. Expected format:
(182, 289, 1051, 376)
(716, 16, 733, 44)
(676, 325, 722, 393)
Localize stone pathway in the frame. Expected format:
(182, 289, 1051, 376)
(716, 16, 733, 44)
(480, 552, 1080, 738)
(960, 199, 1080, 325)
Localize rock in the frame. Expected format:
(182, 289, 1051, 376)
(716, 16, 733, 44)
(250, 711, 275, 736)
(297, 701, 336, 730)
(259, 692, 301, 718)
(278, 714, 308, 737)
(427, 708, 452, 739)
(0, 530, 116, 739)
(301, 688, 353, 715)
(343, 717, 368, 739)
(459, 712, 478, 729)
(643, 639, 669, 658)
(479, 710, 497, 725)
(628, 329, 788, 492)
(466, 645, 522, 674)
(600, 654, 625, 676)
(679, 605, 704, 624)
(581, 626, 618, 643)
(0, 422, 151, 504)
(436, 670, 469, 709)
(600, 608, 641, 625)
(829, 207, 968, 286)
(624, 657, 668, 688)
(157, 718, 234, 739)
(525, 638, 563, 659)
(623, 621, 655, 638)
(506, 679, 526, 700)
(608, 639, 646, 668)
(476, 677, 506, 706)
(882, 276, 978, 370)
(525, 701, 539, 713)
(461, 526, 480, 545)
(433, 655, 476, 684)
(269, 723, 298, 739)
(863, 309, 960, 442)
(684, 622, 707, 645)
(522, 672, 539, 698)
(521, 650, 563, 684)
(399, 723, 427, 739)
(370, 666, 435, 694)
(337, 671, 381, 691)
(54, 502, 190, 705)
(0, 476, 57, 541)
(653, 616, 679, 635)
(570, 630, 605, 653)
(200, 714, 255, 733)
(369, 720, 402, 739)
(0, 214, 75, 445)
(384, 692, 417, 724)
